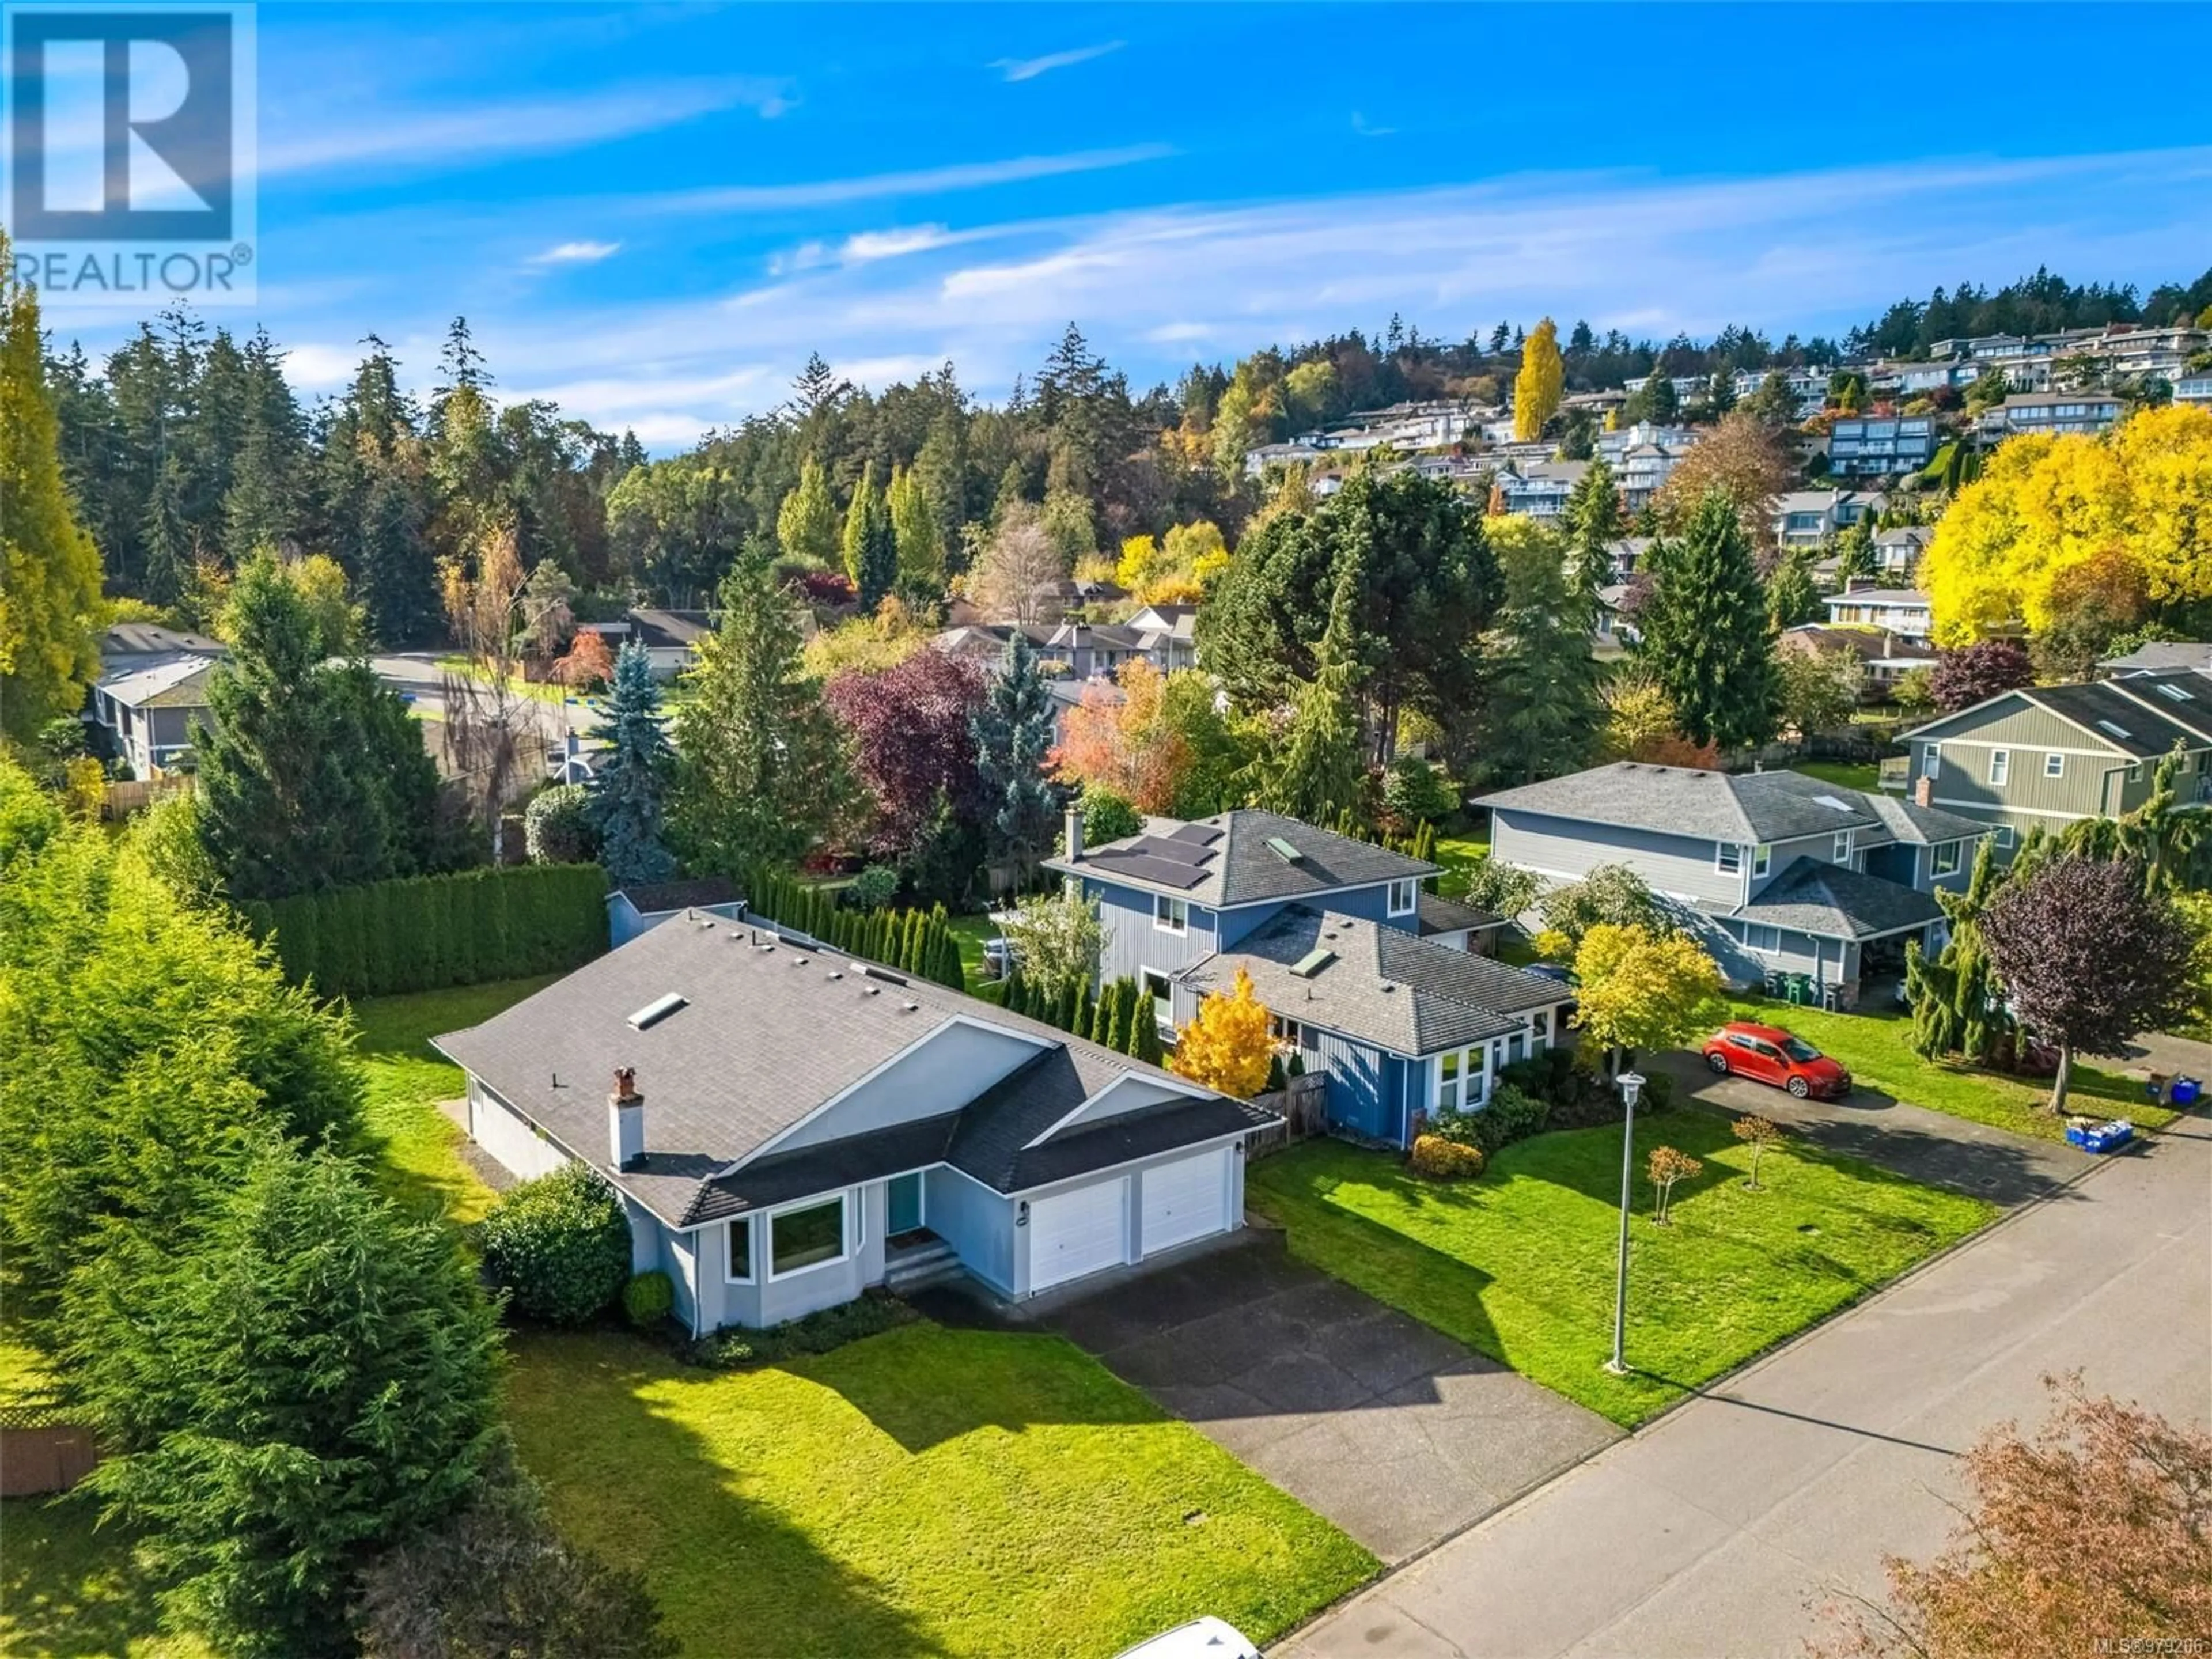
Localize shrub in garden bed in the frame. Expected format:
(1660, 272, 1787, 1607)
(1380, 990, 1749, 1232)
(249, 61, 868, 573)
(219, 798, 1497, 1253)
(622, 1269, 675, 1330)
(1409, 1135, 1486, 1180)
(480, 1163, 633, 1325)
(680, 1289, 915, 1369)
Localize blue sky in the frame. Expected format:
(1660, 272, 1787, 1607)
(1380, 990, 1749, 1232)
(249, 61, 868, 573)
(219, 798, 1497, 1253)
(40, 2, 2212, 446)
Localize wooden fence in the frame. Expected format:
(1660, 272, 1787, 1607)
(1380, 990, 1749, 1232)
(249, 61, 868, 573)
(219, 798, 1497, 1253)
(1244, 1074, 1328, 1161)
(0, 1407, 100, 1497)
(100, 774, 190, 820)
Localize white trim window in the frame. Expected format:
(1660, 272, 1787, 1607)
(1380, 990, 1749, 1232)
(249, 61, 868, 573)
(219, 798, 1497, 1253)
(1992, 825, 2017, 851)
(1741, 922, 1784, 955)
(1931, 839, 1961, 877)
(1717, 842, 1744, 874)
(1988, 749, 2010, 786)
(2044, 752, 2065, 778)
(1752, 844, 1772, 878)
(767, 1194, 851, 1279)
(725, 1215, 755, 1284)
(1385, 878, 1418, 918)
(1922, 744, 1941, 780)
(1267, 1013, 1304, 1049)
(1832, 829, 1854, 863)
(1433, 1044, 1488, 1113)
(1153, 893, 1188, 935)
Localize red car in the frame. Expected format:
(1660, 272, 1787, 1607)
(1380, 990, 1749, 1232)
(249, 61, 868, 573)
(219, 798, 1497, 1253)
(1703, 1021, 1852, 1099)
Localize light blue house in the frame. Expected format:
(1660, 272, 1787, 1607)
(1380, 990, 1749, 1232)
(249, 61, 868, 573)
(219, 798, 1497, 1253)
(1046, 808, 1539, 1146)
(1475, 763, 1988, 1006)
(606, 878, 747, 948)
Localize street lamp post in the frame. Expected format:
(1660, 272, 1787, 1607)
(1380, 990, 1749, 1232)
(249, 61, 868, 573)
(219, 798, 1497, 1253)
(1604, 1070, 1646, 1377)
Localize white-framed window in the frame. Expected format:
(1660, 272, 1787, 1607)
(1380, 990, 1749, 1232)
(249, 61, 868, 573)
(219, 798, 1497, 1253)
(1433, 1044, 1488, 1113)
(1142, 969, 1173, 1037)
(1931, 839, 1961, 877)
(1741, 922, 1783, 955)
(1988, 749, 2010, 786)
(2044, 752, 2065, 778)
(767, 1194, 851, 1279)
(1153, 893, 1188, 934)
(724, 1216, 755, 1284)
(1992, 825, 2017, 851)
(1267, 1013, 1303, 1048)
(1752, 844, 1772, 878)
(1533, 1010, 1550, 1040)
(1922, 744, 1941, 779)
(2128, 762, 2144, 782)
(1717, 842, 1744, 874)
(1385, 878, 1418, 918)
(1832, 829, 1854, 863)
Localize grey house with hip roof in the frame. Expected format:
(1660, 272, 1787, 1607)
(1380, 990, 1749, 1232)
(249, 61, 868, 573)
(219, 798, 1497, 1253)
(435, 914, 1267, 1334)
(1475, 763, 1990, 1005)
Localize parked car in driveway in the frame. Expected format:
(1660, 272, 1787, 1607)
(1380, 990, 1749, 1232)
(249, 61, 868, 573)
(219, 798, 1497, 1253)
(1703, 1021, 1853, 1099)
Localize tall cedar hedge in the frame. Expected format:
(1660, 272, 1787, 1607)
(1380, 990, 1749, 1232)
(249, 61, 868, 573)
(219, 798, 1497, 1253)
(240, 863, 608, 1001)
(741, 866, 968, 994)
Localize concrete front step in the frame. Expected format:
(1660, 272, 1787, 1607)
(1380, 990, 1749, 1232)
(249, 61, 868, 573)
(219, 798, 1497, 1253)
(884, 1243, 961, 1293)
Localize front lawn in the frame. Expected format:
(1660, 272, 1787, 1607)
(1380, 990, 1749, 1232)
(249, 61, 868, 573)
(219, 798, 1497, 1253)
(352, 975, 560, 1220)
(507, 1324, 1375, 1658)
(1789, 759, 1881, 793)
(1247, 1122, 1993, 1426)
(1720, 995, 2176, 1142)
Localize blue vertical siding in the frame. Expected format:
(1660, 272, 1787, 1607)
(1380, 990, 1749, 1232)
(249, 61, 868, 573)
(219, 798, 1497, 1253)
(1085, 877, 1218, 987)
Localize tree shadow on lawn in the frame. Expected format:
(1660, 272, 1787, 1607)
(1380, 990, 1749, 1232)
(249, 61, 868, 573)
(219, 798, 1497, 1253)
(508, 1331, 945, 1659)
(0, 1494, 185, 1659)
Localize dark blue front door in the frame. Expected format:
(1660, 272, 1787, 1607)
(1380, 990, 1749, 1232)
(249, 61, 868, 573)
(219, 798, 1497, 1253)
(887, 1172, 923, 1235)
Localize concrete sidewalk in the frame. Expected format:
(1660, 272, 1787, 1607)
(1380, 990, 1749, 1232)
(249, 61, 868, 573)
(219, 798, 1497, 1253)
(1276, 1112, 2211, 1658)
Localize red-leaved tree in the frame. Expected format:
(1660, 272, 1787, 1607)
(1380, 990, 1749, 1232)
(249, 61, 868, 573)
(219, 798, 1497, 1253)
(1812, 1374, 2212, 1659)
(823, 650, 988, 858)
(1052, 658, 1191, 813)
(552, 629, 615, 690)
(1978, 853, 2195, 1113)
(1930, 639, 2033, 713)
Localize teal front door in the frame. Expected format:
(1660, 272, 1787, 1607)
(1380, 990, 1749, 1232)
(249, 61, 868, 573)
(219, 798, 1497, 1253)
(887, 1172, 924, 1235)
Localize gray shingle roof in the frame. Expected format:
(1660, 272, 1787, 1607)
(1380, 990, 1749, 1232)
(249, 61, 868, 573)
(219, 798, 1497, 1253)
(2100, 643, 2212, 675)
(1856, 794, 1990, 847)
(2103, 671, 2212, 745)
(435, 916, 1236, 1227)
(1474, 763, 1888, 846)
(610, 878, 741, 915)
(1415, 891, 1503, 937)
(1050, 808, 1438, 908)
(1177, 907, 1563, 1059)
(1729, 859, 1943, 940)
(2022, 681, 2198, 756)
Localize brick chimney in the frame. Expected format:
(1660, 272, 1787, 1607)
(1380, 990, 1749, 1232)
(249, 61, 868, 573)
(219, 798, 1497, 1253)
(1913, 773, 1934, 808)
(608, 1067, 645, 1171)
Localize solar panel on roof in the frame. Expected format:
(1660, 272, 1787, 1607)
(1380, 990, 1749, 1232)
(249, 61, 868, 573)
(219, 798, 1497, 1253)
(1113, 854, 1209, 889)
(1126, 835, 1214, 868)
(1168, 823, 1223, 846)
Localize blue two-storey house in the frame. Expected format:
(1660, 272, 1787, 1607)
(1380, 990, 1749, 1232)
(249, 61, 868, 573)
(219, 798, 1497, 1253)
(1047, 809, 1557, 1146)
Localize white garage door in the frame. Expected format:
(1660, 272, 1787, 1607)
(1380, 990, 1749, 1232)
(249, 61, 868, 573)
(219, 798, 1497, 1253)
(1029, 1177, 1128, 1292)
(1141, 1149, 1230, 1256)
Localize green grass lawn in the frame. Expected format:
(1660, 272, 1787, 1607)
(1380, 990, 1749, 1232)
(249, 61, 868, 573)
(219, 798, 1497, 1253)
(944, 910, 1002, 1001)
(1248, 1121, 1994, 1426)
(1430, 830, 1491, 898)
(1720, 995, 2176, 1142)
(0, 1494, 216, 1659)
(351, 975, 560, 1220)
(507, 1324, 1374, 1659)
(1788, 759, 1881, 793)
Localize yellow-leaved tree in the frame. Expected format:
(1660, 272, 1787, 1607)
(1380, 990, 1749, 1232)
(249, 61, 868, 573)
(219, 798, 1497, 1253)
(1171, 968, 1275, 1099)
(1571, 923, 1724, 1077)
(1919, 404, 2212, 646)
(1513, 317, 1565, 441)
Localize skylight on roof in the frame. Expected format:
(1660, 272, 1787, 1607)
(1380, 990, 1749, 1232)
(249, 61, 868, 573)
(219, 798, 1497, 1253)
(2156, 683, 2195, 702)
(2097, 718, 2133, 739)
(1813, 794, 1854, 812)
(627, 993, 688, 1031)
(1265, 835, 1304, 863)
(1291, 948, 1336, 978)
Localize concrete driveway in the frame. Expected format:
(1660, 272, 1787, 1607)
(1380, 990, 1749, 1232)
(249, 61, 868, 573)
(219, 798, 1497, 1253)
(1023, 1232, 1620, 1564)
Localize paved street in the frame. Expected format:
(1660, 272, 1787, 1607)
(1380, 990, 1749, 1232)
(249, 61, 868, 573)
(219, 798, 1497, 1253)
(1278, 1111, 2212, 1658)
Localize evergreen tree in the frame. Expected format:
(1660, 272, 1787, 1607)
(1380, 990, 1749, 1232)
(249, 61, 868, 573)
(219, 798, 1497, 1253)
(775, 454, 840, 566)
(670, 543, 854, 876)
(1, 237, 105, 745)
(142, 451, 195, 607)
(1767, 544, 1824, 632)
(1259, 558, 1367, 822)
(969, 631, 1058, 862)
(886, 464, 945, 585)
(1637, 490, 1780, 749)
(1907, 837, 2012, 1065)
(1563, 456, 1623, 616)
(1641, 371, 1680, 423)
(1486, 544, 1603, 785)
(587, 642, 677, 884)
(71, 1134, 502, 1658)
(841, 460, 898, 608)
(358, 471, 440, 646)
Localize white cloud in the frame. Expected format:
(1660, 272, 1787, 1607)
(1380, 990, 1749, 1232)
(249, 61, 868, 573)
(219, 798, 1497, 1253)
(527, 240, 622, 267)
(839, 225, 957, 263)
(260, 77, 789, 176)
(990, 41, 1124, 82)
(655, 145, 1173, 214)
(1351, 112, 1396, 138)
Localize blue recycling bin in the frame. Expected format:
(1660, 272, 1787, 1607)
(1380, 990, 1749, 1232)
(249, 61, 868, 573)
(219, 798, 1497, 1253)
(2171, 1076, 2202, 1107)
